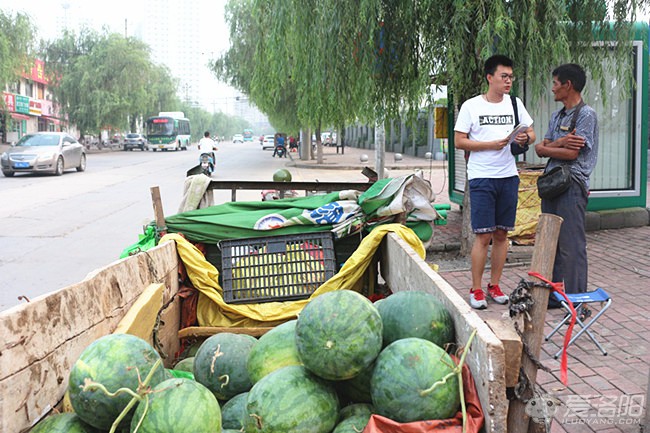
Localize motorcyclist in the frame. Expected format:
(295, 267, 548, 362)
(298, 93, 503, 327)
(198, 131, 217, 167)
(272, 134, 287, 158)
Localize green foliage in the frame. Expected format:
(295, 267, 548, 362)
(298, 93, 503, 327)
(41, 28, 180, 136)
(215, 0, 647, 127)
(0, 11, 36, 104)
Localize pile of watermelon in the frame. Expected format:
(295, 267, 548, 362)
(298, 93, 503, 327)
(31, 289, 459, 433)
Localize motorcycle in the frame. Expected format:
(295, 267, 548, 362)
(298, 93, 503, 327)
(199, 152, 215, 176)
(273, 143, 287, 158)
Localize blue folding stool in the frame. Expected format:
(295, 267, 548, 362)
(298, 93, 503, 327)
(545, 288, 612, 359)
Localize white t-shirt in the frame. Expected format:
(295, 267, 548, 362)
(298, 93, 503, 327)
(198, 137, 215, 152)
(454, 95, 533, 180)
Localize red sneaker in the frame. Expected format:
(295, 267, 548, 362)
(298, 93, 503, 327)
(487, 283, 509, 304)
(469, 289, 487, 309)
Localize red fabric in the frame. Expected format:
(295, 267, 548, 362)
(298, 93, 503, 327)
(362, 362, 484, 433)
(527, 271, 576, 385)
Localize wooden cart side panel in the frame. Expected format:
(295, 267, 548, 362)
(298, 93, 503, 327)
(0, 241, 180, 433)
(380, 233, 508, 433)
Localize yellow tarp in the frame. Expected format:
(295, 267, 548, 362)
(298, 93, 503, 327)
(510, 170, 542, 244)
(160, 224, 425, 328)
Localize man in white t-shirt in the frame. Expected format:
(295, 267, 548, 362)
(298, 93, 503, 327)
(198, 131, 217, 165)
(454, 55, 536, 310)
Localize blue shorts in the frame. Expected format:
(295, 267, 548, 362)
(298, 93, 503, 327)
(469, 176, 520, 233)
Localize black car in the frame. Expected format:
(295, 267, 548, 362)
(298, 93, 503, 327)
(123, 133, 147, 151)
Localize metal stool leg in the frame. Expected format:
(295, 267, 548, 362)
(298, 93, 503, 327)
(552, 299, 612, 358)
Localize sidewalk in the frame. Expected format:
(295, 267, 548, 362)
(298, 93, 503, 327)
(287, 144, 444, 171)
(295, 145, 649, 432)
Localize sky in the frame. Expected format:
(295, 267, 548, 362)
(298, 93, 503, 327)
(0, 0, 239, 113)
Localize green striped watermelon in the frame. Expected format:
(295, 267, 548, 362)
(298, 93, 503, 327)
(295, 290, 383, 380)
(247, 320, 301, 384)
(336, 361, 375, 404)
(68, 334, 167, 431)
(173, 356, 194, 372)
(129, 378, 221, 432)
(30, 413, 100, 433)
(193, 333, 257, 400)
(332, 413, 372, 433)
(221, 392, 248, 430)
(339, 403, 374, 420)
(371, 337, 460, 422)
(244, 365, 339, 433)
(377, 291, 454, 348)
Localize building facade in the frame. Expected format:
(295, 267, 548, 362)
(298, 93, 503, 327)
(1, 59, 72, 144)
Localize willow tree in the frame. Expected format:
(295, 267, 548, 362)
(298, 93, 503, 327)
(410, 0, 648, 254)
(0, 10, 35, 138)
(43, 29, 176, 136)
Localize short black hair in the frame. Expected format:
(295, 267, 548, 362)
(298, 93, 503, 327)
(204, 131, 210, 137)
(484, 55, 514, 77)
(552, 64, 586, 92)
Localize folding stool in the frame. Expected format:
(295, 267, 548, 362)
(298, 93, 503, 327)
(545, 288, 612, 359)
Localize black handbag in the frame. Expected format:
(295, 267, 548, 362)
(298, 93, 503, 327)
(509, 95, 529, 156)
(537, 165, 572, 199)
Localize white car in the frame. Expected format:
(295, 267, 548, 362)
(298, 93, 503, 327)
(232, 134, 244, 143)
(262, 135, 275, 150)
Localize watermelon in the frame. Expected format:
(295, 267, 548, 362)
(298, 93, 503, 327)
(68, 334, 167, 430)
(194, 333, 257, 400)
(339, 403, 374, 420)
(173, 356, 194, 372)
(244, 365, 339, 433)
(336, 361, 375, 404)
(30, 413, 100, 433)
(332, 413, 372, 433)
(129, 378, 221, 432)
(371, 338, 460, 422)
(221, 392, 248, 430)
(377, 290, 454, 348)
(295, 290, 383, 380)
(247, 320, 301, 384)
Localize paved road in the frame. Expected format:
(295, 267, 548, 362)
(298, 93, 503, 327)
(0, 141, 425, 311)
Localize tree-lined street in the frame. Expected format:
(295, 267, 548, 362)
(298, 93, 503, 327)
(0, 143, 329, 310)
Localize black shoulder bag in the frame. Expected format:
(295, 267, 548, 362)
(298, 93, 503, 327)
(509, 95, 529, 156)
(536, 101, 585, 200)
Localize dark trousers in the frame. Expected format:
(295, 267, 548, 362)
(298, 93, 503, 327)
(541, 179, 588, 293)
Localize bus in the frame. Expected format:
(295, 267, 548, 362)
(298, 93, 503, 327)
(243, 129, 254, 142)
(145, 112, 191, 151)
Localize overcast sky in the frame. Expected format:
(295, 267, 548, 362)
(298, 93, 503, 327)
(0, 0, 239, 112)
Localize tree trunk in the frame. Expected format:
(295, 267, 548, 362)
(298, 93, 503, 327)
(375, 121, 386, 180)
(316, 124, 323, 164)
(300, 128, 310, 161)
(460, 170, 475, 256)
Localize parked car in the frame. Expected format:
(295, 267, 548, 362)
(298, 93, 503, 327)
(123, 133, 147, 151)
(232, 134, 244, 143)
(1, 132, 86, 177)
(262, 135, 276, 150)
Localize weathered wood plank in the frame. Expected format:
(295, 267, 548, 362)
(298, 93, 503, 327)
(178, 326, 274, 339)
(485, 319, 523, 388)
(380, 233, 508, 433)
(0, 241, 180, 433)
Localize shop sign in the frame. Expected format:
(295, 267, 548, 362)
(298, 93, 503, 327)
(15, 95, 30, 114)
(30, 59, 47, 84)
(29, 100, 42, 116)
(3, 92, 15, 111)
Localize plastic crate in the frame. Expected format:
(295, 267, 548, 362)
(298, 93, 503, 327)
(219, 232, 337, 304)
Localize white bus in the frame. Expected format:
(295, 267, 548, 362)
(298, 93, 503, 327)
(145, 112, 191, 151)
